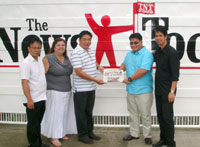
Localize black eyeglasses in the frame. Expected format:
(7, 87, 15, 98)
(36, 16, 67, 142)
(130, 41, 139, 45)
(30, 47, 42, 50)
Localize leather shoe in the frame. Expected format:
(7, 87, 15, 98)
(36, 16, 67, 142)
(88, 132, 101, 140)
(145, 138, 152, 145)
(167, 140, 176, 147)
(28, 144, 50, 147)
(79, 136, 94, 144)
(41, 144, 50, 147)
(123, 135, 139, 141)
(152, 140, 166, 146)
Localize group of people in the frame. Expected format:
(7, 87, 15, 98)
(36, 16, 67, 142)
(19, 26, 180, 147)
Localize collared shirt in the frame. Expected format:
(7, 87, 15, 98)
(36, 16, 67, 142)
(154, 44, 180, 95)
(19, 54, 47, 103)
(71, 45, 97, 92)
(123, 46, 154, 95)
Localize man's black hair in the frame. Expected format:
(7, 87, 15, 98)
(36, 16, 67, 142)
(129, 33, 142, 41)
(28, 36, 42, 47)
(154, 26, 168, 36)
(79, 30, 93, 39)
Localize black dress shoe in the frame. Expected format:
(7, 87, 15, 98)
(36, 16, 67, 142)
(167, 145, 176, 147)
(40, 144, 50, 147)
(145, 138, 152, 145)
(166, 140, 176, 147)
(88, 132, 101, 140)
(123, 135, 139, 141)
(152, 140, 166, 146)
(28, 144, 50, 147)
(79, 136, 94, 144)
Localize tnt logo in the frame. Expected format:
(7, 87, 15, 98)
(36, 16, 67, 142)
(134, 2, 155, 15)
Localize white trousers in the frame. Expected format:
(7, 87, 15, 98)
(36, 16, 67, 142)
(127, 92, 153, 138)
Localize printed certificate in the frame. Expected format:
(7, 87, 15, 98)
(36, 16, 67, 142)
(103, 69, 124, 82)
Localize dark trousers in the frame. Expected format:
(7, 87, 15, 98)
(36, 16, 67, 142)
(74, 90, 95, 138)
(24, 100, 45, 147)
(155, 94, 176, 146)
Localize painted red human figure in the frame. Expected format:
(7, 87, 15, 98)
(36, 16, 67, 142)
(85, 13, 134, 68)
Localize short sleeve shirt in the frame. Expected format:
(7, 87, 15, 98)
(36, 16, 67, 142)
(71, 45, 97, 92)
(123, 47, 154, 95)
(19, 54, 47, 103)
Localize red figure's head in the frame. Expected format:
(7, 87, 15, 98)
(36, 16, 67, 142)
(101, 15, 110, 27)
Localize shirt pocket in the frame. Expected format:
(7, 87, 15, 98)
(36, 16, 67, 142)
(30, 66, 40, 79)
(160, 56, 169, 71)
(133, 56, 141, 70)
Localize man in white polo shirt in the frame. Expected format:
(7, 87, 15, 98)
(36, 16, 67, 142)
(71, 30, 104, 144)
(19, 37, 49, 147)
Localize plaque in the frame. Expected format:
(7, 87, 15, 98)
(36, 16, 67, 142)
(103, 69, 124, 82)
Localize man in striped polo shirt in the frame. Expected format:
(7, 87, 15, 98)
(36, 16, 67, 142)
(71, 30, 104, 144)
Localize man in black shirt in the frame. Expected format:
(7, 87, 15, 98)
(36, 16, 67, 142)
(153, 26, 180, 147)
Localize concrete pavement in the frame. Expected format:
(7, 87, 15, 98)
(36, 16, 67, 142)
(0, 124, 200, 147)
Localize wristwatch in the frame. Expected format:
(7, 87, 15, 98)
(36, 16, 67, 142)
(170, 90, 175, 94)
(128, 77, 133, 82)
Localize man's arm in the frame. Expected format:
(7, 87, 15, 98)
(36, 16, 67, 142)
(74, 68, 104, 85)
(129, 69, 148, 80)
(168, 81, 178, 103)
(170, 81, 178, 92)
(96, 62, 104, 73)
(120, 64, 126, 71)
(19, 62, 34, 109)
(123, 69, 148, 84)
(21, 79, 34, 109)
(168, 49, 180, 103)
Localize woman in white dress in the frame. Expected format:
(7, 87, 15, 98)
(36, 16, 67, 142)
(41, 38, 77, 147)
